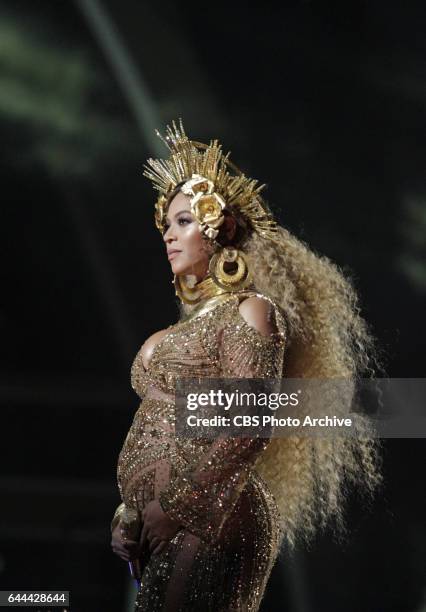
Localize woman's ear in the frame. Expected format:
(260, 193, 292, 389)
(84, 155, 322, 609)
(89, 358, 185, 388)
(222, 214, 237, 241)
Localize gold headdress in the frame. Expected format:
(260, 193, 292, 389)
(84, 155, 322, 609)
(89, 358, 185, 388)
(143, 118, 279, 242)
(143, 119, 280, 304)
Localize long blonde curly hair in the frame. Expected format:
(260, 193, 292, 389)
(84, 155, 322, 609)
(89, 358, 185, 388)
(167, 183, 384, 550)
(239, 219, 384, 549)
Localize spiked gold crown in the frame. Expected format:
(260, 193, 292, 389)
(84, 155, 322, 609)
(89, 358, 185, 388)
(143, 119, 279, 242)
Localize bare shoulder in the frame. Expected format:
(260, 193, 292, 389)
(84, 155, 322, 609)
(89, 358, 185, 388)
(237, 295, 278, 337)
(140, 328, 171, 369)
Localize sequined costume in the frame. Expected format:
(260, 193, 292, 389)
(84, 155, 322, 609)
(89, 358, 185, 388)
(117, 289, 287, 611)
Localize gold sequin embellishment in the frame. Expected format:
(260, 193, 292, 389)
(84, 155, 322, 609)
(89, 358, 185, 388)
(116, 291, 287, 611)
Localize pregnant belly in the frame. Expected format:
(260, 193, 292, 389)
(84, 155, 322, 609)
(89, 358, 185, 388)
(119, 455, 173, 511)
(117, 396, 175, 504)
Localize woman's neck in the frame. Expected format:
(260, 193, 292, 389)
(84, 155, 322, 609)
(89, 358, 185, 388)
(175, 273, 257, 321)
(174, 272, 228, 307)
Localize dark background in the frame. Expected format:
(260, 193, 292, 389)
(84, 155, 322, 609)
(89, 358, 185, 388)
(1, 1, 425, 610)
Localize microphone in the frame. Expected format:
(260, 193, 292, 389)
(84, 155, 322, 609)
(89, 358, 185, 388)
(120, 506, 142, 585)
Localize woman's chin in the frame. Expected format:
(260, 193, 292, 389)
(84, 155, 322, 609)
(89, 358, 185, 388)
(170, 261, 193, 276)
(170, 261, 208, 279)
(170, 263, 183, 275)
(171, 265, 192, 277)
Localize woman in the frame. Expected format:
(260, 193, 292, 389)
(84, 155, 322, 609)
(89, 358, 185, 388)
(111, 120, 382, 611)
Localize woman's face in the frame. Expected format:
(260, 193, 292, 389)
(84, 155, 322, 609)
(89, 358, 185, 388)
(162, 191, 212, 280)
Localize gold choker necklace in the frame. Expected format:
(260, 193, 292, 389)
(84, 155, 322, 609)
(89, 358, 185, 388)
(173, 273, 228, 305)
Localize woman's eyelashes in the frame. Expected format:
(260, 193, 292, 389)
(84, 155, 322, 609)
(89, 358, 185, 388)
(163, 217, 192, 233)
(177, 216, 191, 225)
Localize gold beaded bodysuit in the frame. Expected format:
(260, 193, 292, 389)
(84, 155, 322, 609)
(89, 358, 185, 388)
(117, 290, 287, 611)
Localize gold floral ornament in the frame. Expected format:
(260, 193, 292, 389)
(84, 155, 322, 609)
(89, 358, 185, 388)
(154, 195, 168, 232)
(143, 118, 280, 243)
(181, 174, 226, 241)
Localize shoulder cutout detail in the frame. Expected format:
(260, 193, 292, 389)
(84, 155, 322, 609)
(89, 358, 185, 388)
(237, 295, 279, 338)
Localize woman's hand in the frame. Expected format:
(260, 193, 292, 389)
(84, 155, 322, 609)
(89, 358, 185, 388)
(110, 523, 140, 562)
(140, 499, 181, 555)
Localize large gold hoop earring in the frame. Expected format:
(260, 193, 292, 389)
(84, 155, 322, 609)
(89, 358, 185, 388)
(209, 247, 252, 292)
